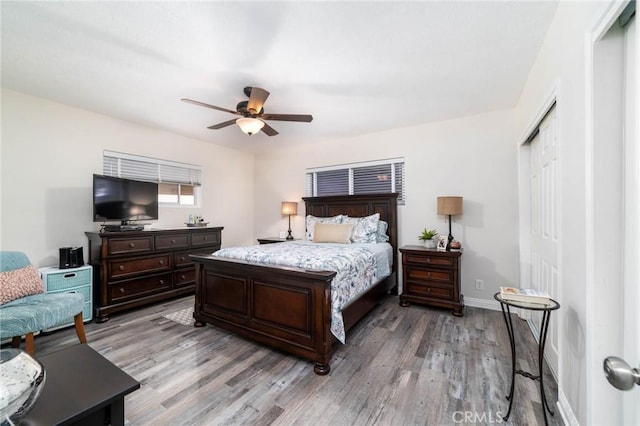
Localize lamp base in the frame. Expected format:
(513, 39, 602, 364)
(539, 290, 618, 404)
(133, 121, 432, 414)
(286, 215, 294, 240)
(447, 215, 453, 251)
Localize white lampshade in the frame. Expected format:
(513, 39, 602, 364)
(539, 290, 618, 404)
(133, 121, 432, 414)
(236, 117, 265, 135)
(281, 201, 298, 215)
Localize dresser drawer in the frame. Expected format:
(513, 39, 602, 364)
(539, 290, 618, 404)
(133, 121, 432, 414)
(155, 233, 190, 250)
(174, 250, 194, 268)
(405, 266, 453, 284)
(191, 231, 220, 246)
(108, 236, 154, 255)
(109, 273, 172, 303)
(174, 268, 195, 288)
(108, 254, 171, 279)
(404, 253, 454, 268)
(405, 282, 453, 300)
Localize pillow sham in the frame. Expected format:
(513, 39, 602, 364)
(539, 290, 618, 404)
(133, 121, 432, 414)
(343, 213, 380, 243)
(313, 223, 355, 244)
(376, 220, 390, 243)
(0, 264, 44, 305)
(305, 215, 345, 241)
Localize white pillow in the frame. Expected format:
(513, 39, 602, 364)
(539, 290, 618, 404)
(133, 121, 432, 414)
(305, 215, 345, 241)
(313, 223, 354, 244)
(343, 213, 380, 243)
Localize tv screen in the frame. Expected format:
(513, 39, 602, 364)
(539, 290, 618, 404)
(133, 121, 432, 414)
(93, 174, 158, 223)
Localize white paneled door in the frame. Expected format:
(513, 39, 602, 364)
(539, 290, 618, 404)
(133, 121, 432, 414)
(530, 106, 559, 373)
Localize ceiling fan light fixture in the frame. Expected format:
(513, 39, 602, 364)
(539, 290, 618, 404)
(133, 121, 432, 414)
(236, 117, 264, 136)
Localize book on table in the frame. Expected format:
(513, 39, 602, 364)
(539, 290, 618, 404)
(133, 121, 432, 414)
(499, 286, 551, 305)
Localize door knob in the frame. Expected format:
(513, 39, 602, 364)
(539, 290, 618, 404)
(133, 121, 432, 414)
(603, 356, 640, 391)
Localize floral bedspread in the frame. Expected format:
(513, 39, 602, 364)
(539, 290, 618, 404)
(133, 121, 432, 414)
(212, 241, 378, 343)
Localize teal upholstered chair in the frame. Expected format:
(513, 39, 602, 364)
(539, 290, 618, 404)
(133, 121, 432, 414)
(0, 251, 87, 355)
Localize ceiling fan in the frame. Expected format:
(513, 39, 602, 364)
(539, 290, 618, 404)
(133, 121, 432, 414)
(181, 87, 313, 136)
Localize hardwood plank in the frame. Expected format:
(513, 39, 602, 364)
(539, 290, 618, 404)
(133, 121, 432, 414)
(17, 295, 562, 425)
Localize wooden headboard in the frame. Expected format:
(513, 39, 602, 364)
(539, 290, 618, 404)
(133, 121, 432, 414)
(302, 193, 399, 272)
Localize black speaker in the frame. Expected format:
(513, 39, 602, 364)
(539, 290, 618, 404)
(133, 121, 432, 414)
(59, 247, 84, 269)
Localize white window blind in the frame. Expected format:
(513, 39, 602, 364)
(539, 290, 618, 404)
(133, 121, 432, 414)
(306, 158, 405, 205)
(103, 151, 201, 186)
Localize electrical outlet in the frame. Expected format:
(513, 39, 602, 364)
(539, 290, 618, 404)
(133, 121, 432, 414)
(475, 279, 484, 290)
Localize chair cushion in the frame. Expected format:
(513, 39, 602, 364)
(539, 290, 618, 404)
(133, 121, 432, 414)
(0, 265, 44, 305)
(0, 293, 85, 340)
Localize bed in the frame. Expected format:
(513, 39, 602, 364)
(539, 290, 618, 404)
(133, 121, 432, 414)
(191, 193, 398, 375)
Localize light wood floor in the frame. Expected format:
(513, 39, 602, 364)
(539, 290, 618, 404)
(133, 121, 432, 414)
(25, 295, 561, 425)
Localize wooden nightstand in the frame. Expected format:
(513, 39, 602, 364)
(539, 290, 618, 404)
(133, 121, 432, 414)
(257, 237, 292, 244)
(399, 245, 464, 316)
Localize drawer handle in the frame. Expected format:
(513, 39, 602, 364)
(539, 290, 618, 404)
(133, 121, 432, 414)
(159, 260, 164, 265)
(118, 265, 125, 271)
(426, 258, 431, 263)
(171, 239, 176, 244)
(129, 242, 135, 248)
(63, 273, 77, 279)
(180, 275, 186, 280)
(119, 287, 125, 294)
(427, 272, 431, 278)
(159, 279, 165, 285)
(427, 288, 431, 292)
(180, 256, 186, 262)
(202, 236, 208, 241)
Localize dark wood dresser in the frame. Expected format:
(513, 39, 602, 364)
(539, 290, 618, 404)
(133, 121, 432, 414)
(86, 227, 223, 322)
(399, 245, 463, 316)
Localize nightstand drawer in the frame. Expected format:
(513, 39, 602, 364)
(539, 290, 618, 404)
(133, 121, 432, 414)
(404, 254, 454, 268)
(406, 282, 453, 300)
(405, 267, 453, 284)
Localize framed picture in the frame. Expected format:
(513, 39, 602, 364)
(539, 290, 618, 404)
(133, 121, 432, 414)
(437, 235, 448, 251)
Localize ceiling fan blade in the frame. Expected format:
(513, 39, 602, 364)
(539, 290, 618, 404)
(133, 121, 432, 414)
(261, 122, 279, 136)
(246, 87, 270, 114)
(207, 118, 237, 130)
(181, 98, 238, 115)
(261, 113, 313, 123)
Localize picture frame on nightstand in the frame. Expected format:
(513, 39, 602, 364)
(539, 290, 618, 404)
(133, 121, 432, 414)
(436, 235, 448, 251)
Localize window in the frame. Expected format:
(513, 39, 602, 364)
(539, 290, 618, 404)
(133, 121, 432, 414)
(103, 151, 202, 207)
(306, 158, 405, 205)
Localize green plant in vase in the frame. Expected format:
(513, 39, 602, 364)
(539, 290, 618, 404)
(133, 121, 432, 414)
(418, 228, 438, 248)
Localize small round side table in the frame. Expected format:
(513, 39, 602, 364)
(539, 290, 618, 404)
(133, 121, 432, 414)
(493, 292, 560, 426)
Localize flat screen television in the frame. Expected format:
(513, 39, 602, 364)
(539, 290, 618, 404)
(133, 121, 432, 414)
(93, 174, 158, 224)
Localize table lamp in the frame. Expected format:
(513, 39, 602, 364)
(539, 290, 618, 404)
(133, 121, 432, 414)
(281, 201, 298, 240)
(437, 196, 463, 251)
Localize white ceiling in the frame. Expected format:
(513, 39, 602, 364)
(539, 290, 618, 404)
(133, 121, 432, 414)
(1, 1, 558, 153)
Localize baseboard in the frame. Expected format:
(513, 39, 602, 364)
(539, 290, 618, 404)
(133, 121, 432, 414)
(464, 296, 502, 311)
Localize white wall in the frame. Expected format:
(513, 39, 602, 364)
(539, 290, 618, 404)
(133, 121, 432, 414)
(515, 2, 611, 424)
(254, 109, 520, 306)
(1, 89, 255, 266)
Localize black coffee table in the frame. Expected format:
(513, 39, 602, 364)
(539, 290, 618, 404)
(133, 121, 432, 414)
(22, 344, 140, 426)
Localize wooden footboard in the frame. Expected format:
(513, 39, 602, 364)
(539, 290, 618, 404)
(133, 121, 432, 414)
(192, 255, 337, 374)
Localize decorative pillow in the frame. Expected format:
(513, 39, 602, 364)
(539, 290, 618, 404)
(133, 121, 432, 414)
(343, 213, 380, 243)
(305, 215, 345, 241)
(0, 265, 44, 305)
(313, 223, 355, 244)
(376, 220, 390, 243)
